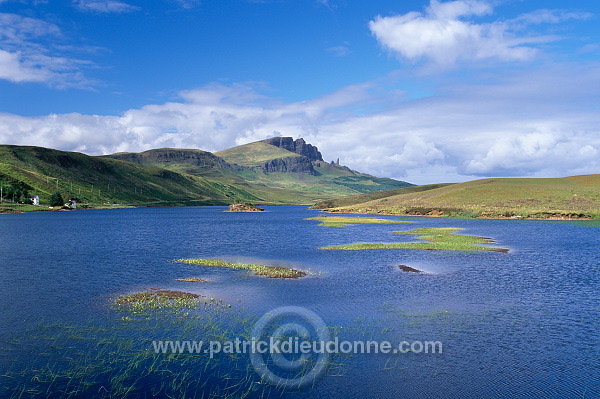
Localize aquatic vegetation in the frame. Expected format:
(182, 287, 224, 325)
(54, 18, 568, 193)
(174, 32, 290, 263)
(305, 214, 410, 227)
(322, 227, 509, 252)
(174, 258, 308, 279)
(112, 289, 204, 312)
(175, 277, 210, 282)
(3, 304, 351, 399)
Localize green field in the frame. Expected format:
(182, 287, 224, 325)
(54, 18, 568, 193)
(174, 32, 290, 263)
(313, 175, 600, 219)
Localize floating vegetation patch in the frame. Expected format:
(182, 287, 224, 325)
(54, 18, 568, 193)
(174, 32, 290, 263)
(175, 277, 210, 282)
(112, 289, 203, 312)
(322, 227, 509, 252)
(305, 215, 410, 227)
(174, 258, 308, 279)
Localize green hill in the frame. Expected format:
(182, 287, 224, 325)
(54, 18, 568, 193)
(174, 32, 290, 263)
(0, 139, 414, 210)
(311, 183, 455, 209)
(214, 141, 302, 167)
(103, 139, 414, 203)
(0, 145, 262, 209)
(312, 175, 600, 219)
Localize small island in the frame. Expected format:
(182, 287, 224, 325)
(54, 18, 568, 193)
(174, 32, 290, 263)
(224, 203, 265, 212)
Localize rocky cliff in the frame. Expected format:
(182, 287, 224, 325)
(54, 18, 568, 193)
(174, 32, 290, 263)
(262, 137, 323, 162)
(261, 156, 316, 175)
(105, 149, 241, 171)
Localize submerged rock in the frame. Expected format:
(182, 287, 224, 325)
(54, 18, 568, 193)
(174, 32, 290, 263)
(398, 265, 424, 273)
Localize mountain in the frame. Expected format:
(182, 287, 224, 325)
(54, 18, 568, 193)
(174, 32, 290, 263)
(0, 138, 413, 208)
(312, 175, 600, 219)
(103, 138, 414, 202)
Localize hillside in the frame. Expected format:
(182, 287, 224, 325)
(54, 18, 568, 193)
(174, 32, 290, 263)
(214, 141, 302, 167)
(313, 175, 600, 219)
(0, 145, 262, 209)
(311, 183, 455, 209)
(0, 138, 413, 209)
(104, 138, 414, 202)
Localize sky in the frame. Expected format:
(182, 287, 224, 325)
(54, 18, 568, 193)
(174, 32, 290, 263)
(0, 0, 599, 184)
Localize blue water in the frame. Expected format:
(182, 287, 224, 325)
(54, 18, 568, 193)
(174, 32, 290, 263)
(0, 206, 598, 398)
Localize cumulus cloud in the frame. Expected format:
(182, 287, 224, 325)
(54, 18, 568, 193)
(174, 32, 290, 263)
(0, 13, 96, 87)
(368, 0, 588, 68)
(1, 62, 599, 184)
(73, 0, 140, 13)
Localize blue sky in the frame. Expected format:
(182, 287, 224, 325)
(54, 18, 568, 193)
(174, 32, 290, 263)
(0, 0, 599, 184)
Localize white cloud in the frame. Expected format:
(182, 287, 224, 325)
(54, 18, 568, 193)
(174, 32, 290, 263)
(173, 0, 199, 10)
(74, 0, 139, 13)
(1, 62, 599, 184)
(0, 13, 96, 87)
(512, 9, 593, 26)
(0, 49, 48, 82)
(326, 44, 351, 57)
(368, 0, 589, 68)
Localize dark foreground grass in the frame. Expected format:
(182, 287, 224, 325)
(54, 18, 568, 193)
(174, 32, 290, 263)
(305, 215, 410, 227)
(322, 227, 509, 252)
(174, 258, 308, 278)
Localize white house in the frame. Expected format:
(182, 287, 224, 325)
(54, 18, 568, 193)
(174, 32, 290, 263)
(29, 195, 40, 205)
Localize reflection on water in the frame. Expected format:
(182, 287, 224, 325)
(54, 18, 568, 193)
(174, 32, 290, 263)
(0, 206, 598, 398)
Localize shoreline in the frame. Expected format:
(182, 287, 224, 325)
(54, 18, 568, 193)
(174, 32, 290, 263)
(315, 209, 597, 221)
(1, 202, 597, 221)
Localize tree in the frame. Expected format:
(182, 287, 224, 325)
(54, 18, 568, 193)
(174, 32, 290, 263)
(50, 192, 64, 207)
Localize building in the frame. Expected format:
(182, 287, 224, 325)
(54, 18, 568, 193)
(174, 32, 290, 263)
(29, 195, 40, 205)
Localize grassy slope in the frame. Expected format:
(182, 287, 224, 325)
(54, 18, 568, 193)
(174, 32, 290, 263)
(214, 141, 301, 166)
(316, 175, 600, 219)
(102, 148, 316, 204)
(216, 141, 414, 198)
(108, 142, 414, 203)
(311, 183, 454, 209)
(0, 145, 262, 207)
(0, 145, 412, 207)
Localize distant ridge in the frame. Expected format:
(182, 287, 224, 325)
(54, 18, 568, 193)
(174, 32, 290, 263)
(0, 138, 413, 208)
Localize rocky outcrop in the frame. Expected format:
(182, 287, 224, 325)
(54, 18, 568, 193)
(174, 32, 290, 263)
(261, 156, 316, 175)
(224, 203, 265, 212)
(104, 149, 243, 171)
(262, 137, 323, 162)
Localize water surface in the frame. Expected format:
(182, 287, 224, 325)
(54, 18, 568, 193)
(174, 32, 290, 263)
(0, 206, 598, 398)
